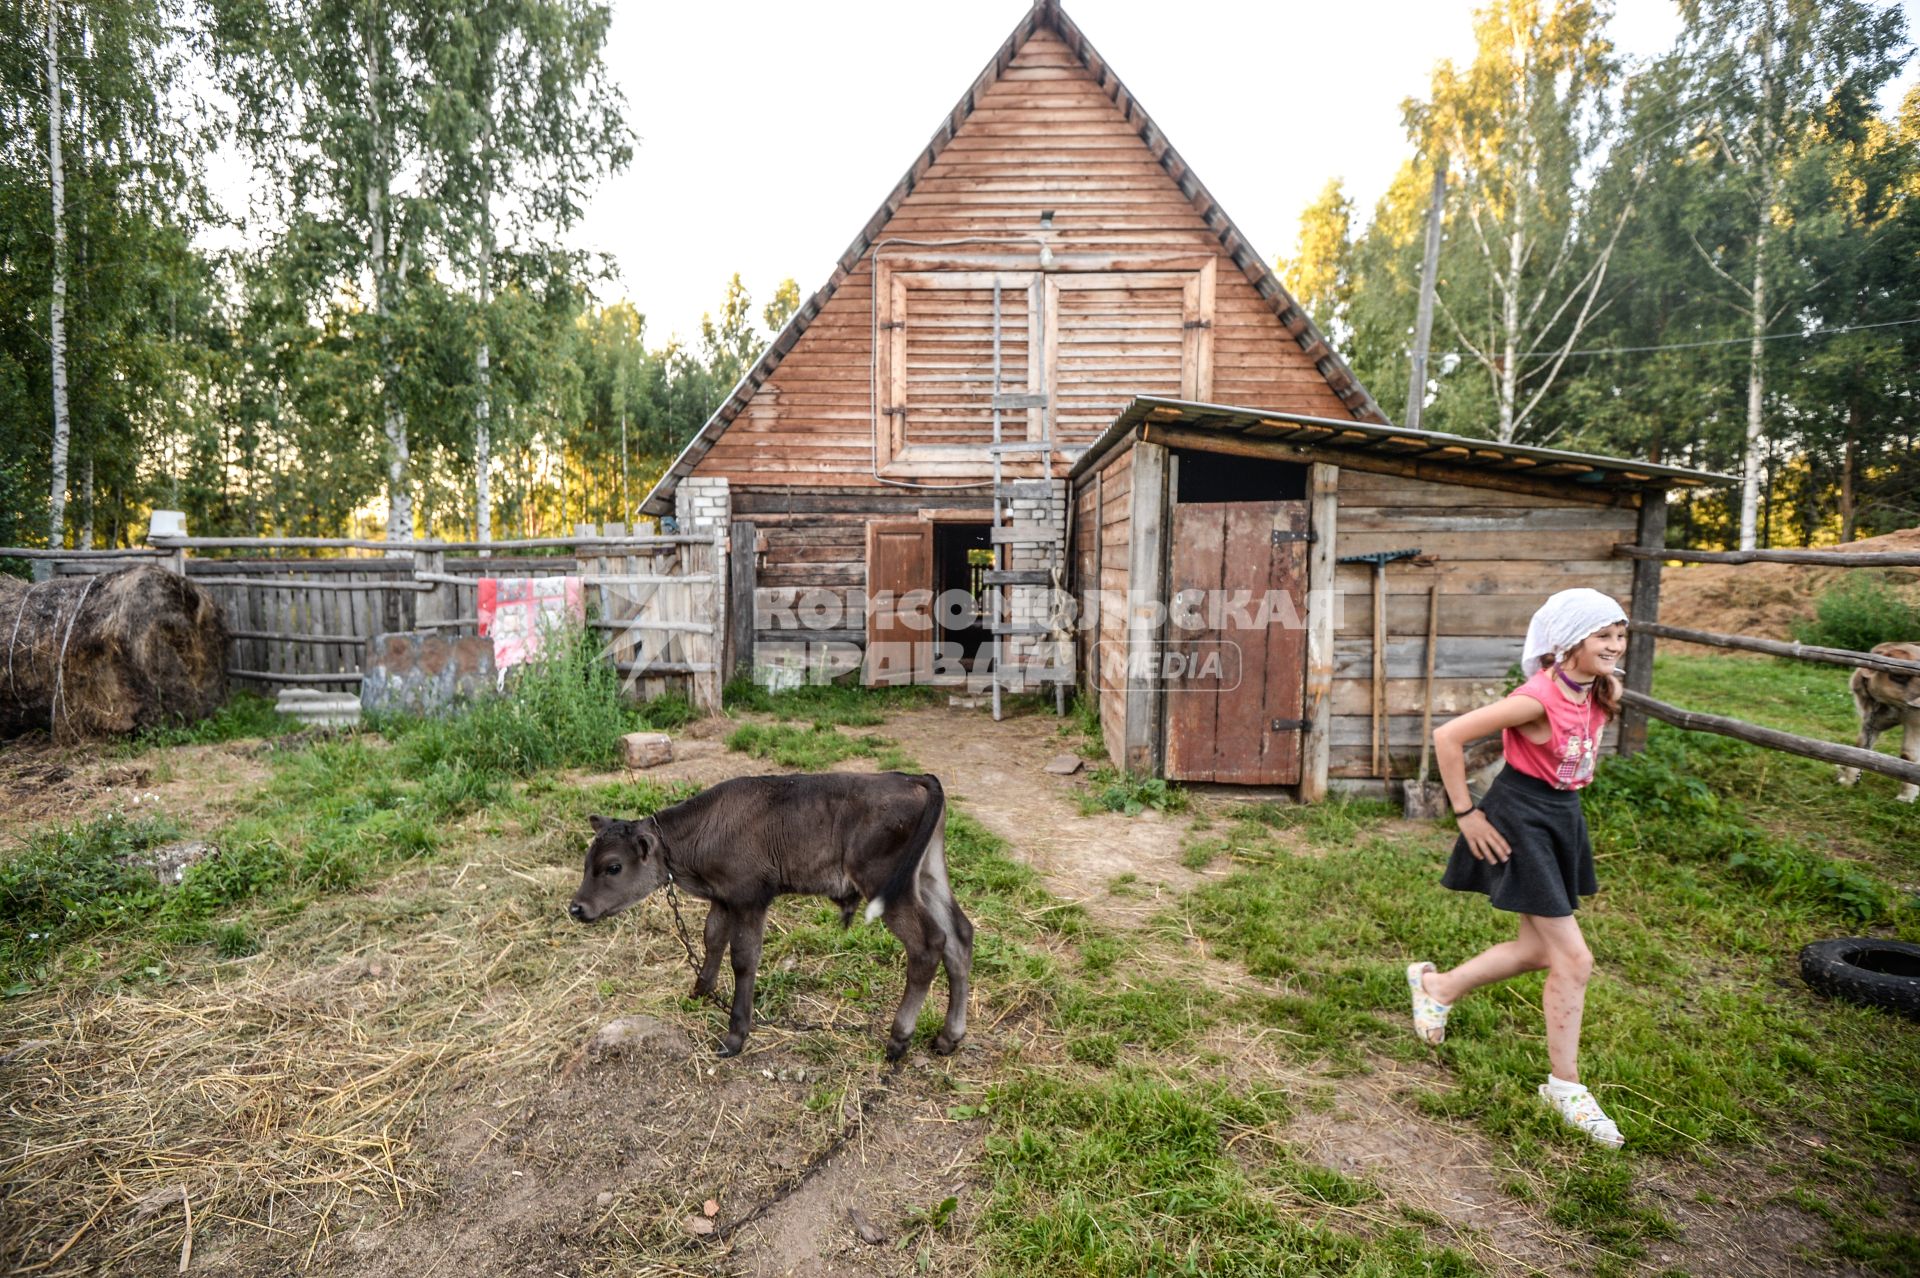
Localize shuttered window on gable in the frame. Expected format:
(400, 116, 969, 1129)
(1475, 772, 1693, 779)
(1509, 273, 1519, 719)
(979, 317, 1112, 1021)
(873, 260, 1213, 472)
(883, 271, 1043, 460)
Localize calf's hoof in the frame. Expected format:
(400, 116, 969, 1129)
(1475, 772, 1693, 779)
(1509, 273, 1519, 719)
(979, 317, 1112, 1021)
(932, 1031, 963, 1056)
(690, 979, 713, 999)
(716, 1034, 747, 1058)
(1899, 786, 1918, 804)
(883, 1035, 911, 1063)
(1837, 767, 1861, 787)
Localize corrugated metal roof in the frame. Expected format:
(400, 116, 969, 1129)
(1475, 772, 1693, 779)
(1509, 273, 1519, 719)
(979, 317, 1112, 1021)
(640, 0, 1381, 516)
(1067, 397, 1737, 490)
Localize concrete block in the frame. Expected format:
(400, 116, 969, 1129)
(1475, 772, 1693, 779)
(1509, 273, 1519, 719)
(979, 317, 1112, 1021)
(622, 731, 674, 769)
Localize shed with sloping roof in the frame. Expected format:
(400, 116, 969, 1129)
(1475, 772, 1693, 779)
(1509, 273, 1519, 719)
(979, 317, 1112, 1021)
(1067, 398, 1732, 796)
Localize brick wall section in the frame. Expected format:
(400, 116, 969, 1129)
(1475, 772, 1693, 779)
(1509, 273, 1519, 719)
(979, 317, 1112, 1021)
(1001, 479, 1069, 688)
(675, 477, 731, 532)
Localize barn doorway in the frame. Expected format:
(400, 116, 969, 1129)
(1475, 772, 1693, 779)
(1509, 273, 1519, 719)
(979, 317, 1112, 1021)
(933, 523, 993, 668)
(1163, 451, 1312, 784)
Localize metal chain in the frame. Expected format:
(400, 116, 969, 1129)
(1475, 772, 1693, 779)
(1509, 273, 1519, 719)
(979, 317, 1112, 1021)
(663, 878, 730, 1012)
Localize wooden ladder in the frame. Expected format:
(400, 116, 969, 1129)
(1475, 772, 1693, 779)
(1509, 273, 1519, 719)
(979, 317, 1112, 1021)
(986, 278, 1068, 721)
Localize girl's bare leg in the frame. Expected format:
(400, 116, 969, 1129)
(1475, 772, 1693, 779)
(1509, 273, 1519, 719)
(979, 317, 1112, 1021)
(1422, 914, 1549, 1006)
(1527, 914, 1594, 1082)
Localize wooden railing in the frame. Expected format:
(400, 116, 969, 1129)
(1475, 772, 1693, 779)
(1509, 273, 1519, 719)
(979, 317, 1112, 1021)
(1613, 524, 1920, 785)
(6, 523, 741, 713)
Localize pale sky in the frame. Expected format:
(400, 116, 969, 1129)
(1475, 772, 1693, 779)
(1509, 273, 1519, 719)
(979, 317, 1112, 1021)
(202, 0, 1917, 347)
(576, 0, 1707, 348)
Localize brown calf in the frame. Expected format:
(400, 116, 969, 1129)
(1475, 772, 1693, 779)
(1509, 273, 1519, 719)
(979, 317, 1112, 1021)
(567, 772, 973, 1059)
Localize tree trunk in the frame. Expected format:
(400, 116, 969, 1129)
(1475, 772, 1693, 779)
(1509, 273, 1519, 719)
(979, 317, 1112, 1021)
(81, 455, 93, 549)
(1498, 217, 1522, 444)
(1738, 223, 1767, 551)
(474, 119, 494, 554)
(45, 2, 71, 555)
(1839, 400, 1858, 543)
(1405, 154, 1447, 432)
(366, 24, 412, 545)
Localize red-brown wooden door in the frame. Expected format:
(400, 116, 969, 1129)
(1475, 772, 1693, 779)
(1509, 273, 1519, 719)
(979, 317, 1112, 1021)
(865, 522, 933, 686)
(1163, 501, 1308, 783)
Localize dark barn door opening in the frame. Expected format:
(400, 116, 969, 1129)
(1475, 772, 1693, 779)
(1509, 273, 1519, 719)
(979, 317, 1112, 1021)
(1164, 453, 1310, 784)
(933, 523, 992, 667)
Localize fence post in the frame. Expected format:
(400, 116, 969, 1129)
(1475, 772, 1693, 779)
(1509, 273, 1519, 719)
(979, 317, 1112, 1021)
(694, 525, 726, 715)
(1619, 489, 1667, 756)
(413, 546, 450, 631)
(729, 519, 756, 686)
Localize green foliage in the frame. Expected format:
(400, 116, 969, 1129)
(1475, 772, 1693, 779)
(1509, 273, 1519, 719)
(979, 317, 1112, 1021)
(380, 626, 641, 779)
(1078, 768, 1189, 817)
(1792, 573, 1920, 653)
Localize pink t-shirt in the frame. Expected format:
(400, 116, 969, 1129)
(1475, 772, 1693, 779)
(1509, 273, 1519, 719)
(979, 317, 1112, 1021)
(1503, 668, 1608, 790)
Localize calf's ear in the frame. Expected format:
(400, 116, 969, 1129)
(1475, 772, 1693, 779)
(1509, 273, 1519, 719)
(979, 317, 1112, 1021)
(589, 814, 611, 833)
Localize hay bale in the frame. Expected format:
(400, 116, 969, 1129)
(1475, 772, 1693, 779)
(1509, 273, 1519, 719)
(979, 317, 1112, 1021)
(0, 566, 230, 739)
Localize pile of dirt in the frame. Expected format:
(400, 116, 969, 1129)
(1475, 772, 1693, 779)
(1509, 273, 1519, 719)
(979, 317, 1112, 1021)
(0, 565, 230, 739)
(1659, 526, 1920, 643)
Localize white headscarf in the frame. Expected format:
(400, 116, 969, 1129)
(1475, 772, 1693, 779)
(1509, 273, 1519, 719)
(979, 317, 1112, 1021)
(1522, 588, 1627, 677)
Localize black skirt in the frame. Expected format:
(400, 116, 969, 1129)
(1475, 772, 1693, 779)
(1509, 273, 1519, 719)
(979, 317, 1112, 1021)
(1441, 766, 1597, 917)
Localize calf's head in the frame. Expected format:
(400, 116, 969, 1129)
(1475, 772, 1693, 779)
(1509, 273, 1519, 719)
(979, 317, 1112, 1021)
(568, 814, 667, 923)
(1864, 643, 1920, 710)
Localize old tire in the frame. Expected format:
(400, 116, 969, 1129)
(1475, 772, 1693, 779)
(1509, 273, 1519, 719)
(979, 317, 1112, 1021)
(1798, 938, 1920, 1022)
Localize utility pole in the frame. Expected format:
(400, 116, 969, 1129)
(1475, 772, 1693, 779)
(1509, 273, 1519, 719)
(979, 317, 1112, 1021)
(1404, 152, 1447, 432)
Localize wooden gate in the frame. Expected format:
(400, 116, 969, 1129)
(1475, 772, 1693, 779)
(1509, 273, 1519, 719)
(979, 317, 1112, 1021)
(1164, 500, 1308, 784)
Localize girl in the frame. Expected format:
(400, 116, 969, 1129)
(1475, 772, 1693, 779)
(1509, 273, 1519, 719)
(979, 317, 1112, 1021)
(1407, 587, 1629, 1148)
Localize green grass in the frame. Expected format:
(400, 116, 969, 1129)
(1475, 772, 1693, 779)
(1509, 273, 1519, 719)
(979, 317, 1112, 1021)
(722, 675, 941, 725)
(1151, 651, 1920, 1268)
(980, 1072, 1475, 1277)
(127, 692, 291, 750)
(724, 722, 917, 771)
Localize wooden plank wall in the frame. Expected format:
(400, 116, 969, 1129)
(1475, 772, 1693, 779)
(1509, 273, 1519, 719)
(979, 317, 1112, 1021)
(1327, 470, 1639, 778)
(733, 488, 995, 653)
(689, 27, 1352, 491)
(1092, 449, 1133, 766)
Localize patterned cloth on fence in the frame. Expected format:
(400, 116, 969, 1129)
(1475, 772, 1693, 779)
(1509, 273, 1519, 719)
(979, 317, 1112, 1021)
(477, 577, 585, 673)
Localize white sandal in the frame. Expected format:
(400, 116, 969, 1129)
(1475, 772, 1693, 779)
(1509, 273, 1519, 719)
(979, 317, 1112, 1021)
(1539, 1081, 1625, 1148)
(1407, 961, 1450, 1045)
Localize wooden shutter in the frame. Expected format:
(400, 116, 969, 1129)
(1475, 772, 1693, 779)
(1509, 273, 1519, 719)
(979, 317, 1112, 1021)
(1046, 265, 1214, 447)
(864, 521, 934, 686)
(877, 268, 1042, 465)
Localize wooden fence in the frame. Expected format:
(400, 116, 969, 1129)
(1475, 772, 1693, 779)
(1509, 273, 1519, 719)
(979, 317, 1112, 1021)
(1613, 513, 1920, 787)
(13, 523, 741, 714)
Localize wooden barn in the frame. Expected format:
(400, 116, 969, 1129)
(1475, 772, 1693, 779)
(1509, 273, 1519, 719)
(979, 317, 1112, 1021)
(640, 0, 1378, 694)
(1068, 399, 1725, 799)
(640, 0, 1729, 795)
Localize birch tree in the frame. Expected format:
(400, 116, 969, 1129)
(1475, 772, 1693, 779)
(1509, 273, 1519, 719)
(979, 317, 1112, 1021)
(1415, 0, 1638, 444)
(430, 0, 628, 546)
(43, 0, 70, 550)
(1675, 0, 1906, 547)
(211, 0, 441, 543)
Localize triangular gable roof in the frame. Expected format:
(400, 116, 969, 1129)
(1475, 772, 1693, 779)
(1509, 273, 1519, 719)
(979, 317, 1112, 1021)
(641, 0, 1383, 517)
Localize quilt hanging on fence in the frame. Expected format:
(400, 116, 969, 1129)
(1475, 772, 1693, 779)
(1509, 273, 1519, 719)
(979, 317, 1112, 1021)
(477, 577, 586, 672)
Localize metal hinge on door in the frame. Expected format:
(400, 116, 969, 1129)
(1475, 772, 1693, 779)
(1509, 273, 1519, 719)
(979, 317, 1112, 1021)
(1183, 318, 1212, 330)
(1270, 718, 1309, 733)
(1270, 529, 1317, 545)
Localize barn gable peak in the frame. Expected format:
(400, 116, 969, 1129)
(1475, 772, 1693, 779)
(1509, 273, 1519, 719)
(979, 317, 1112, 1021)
(642, 0, 1382, 516)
